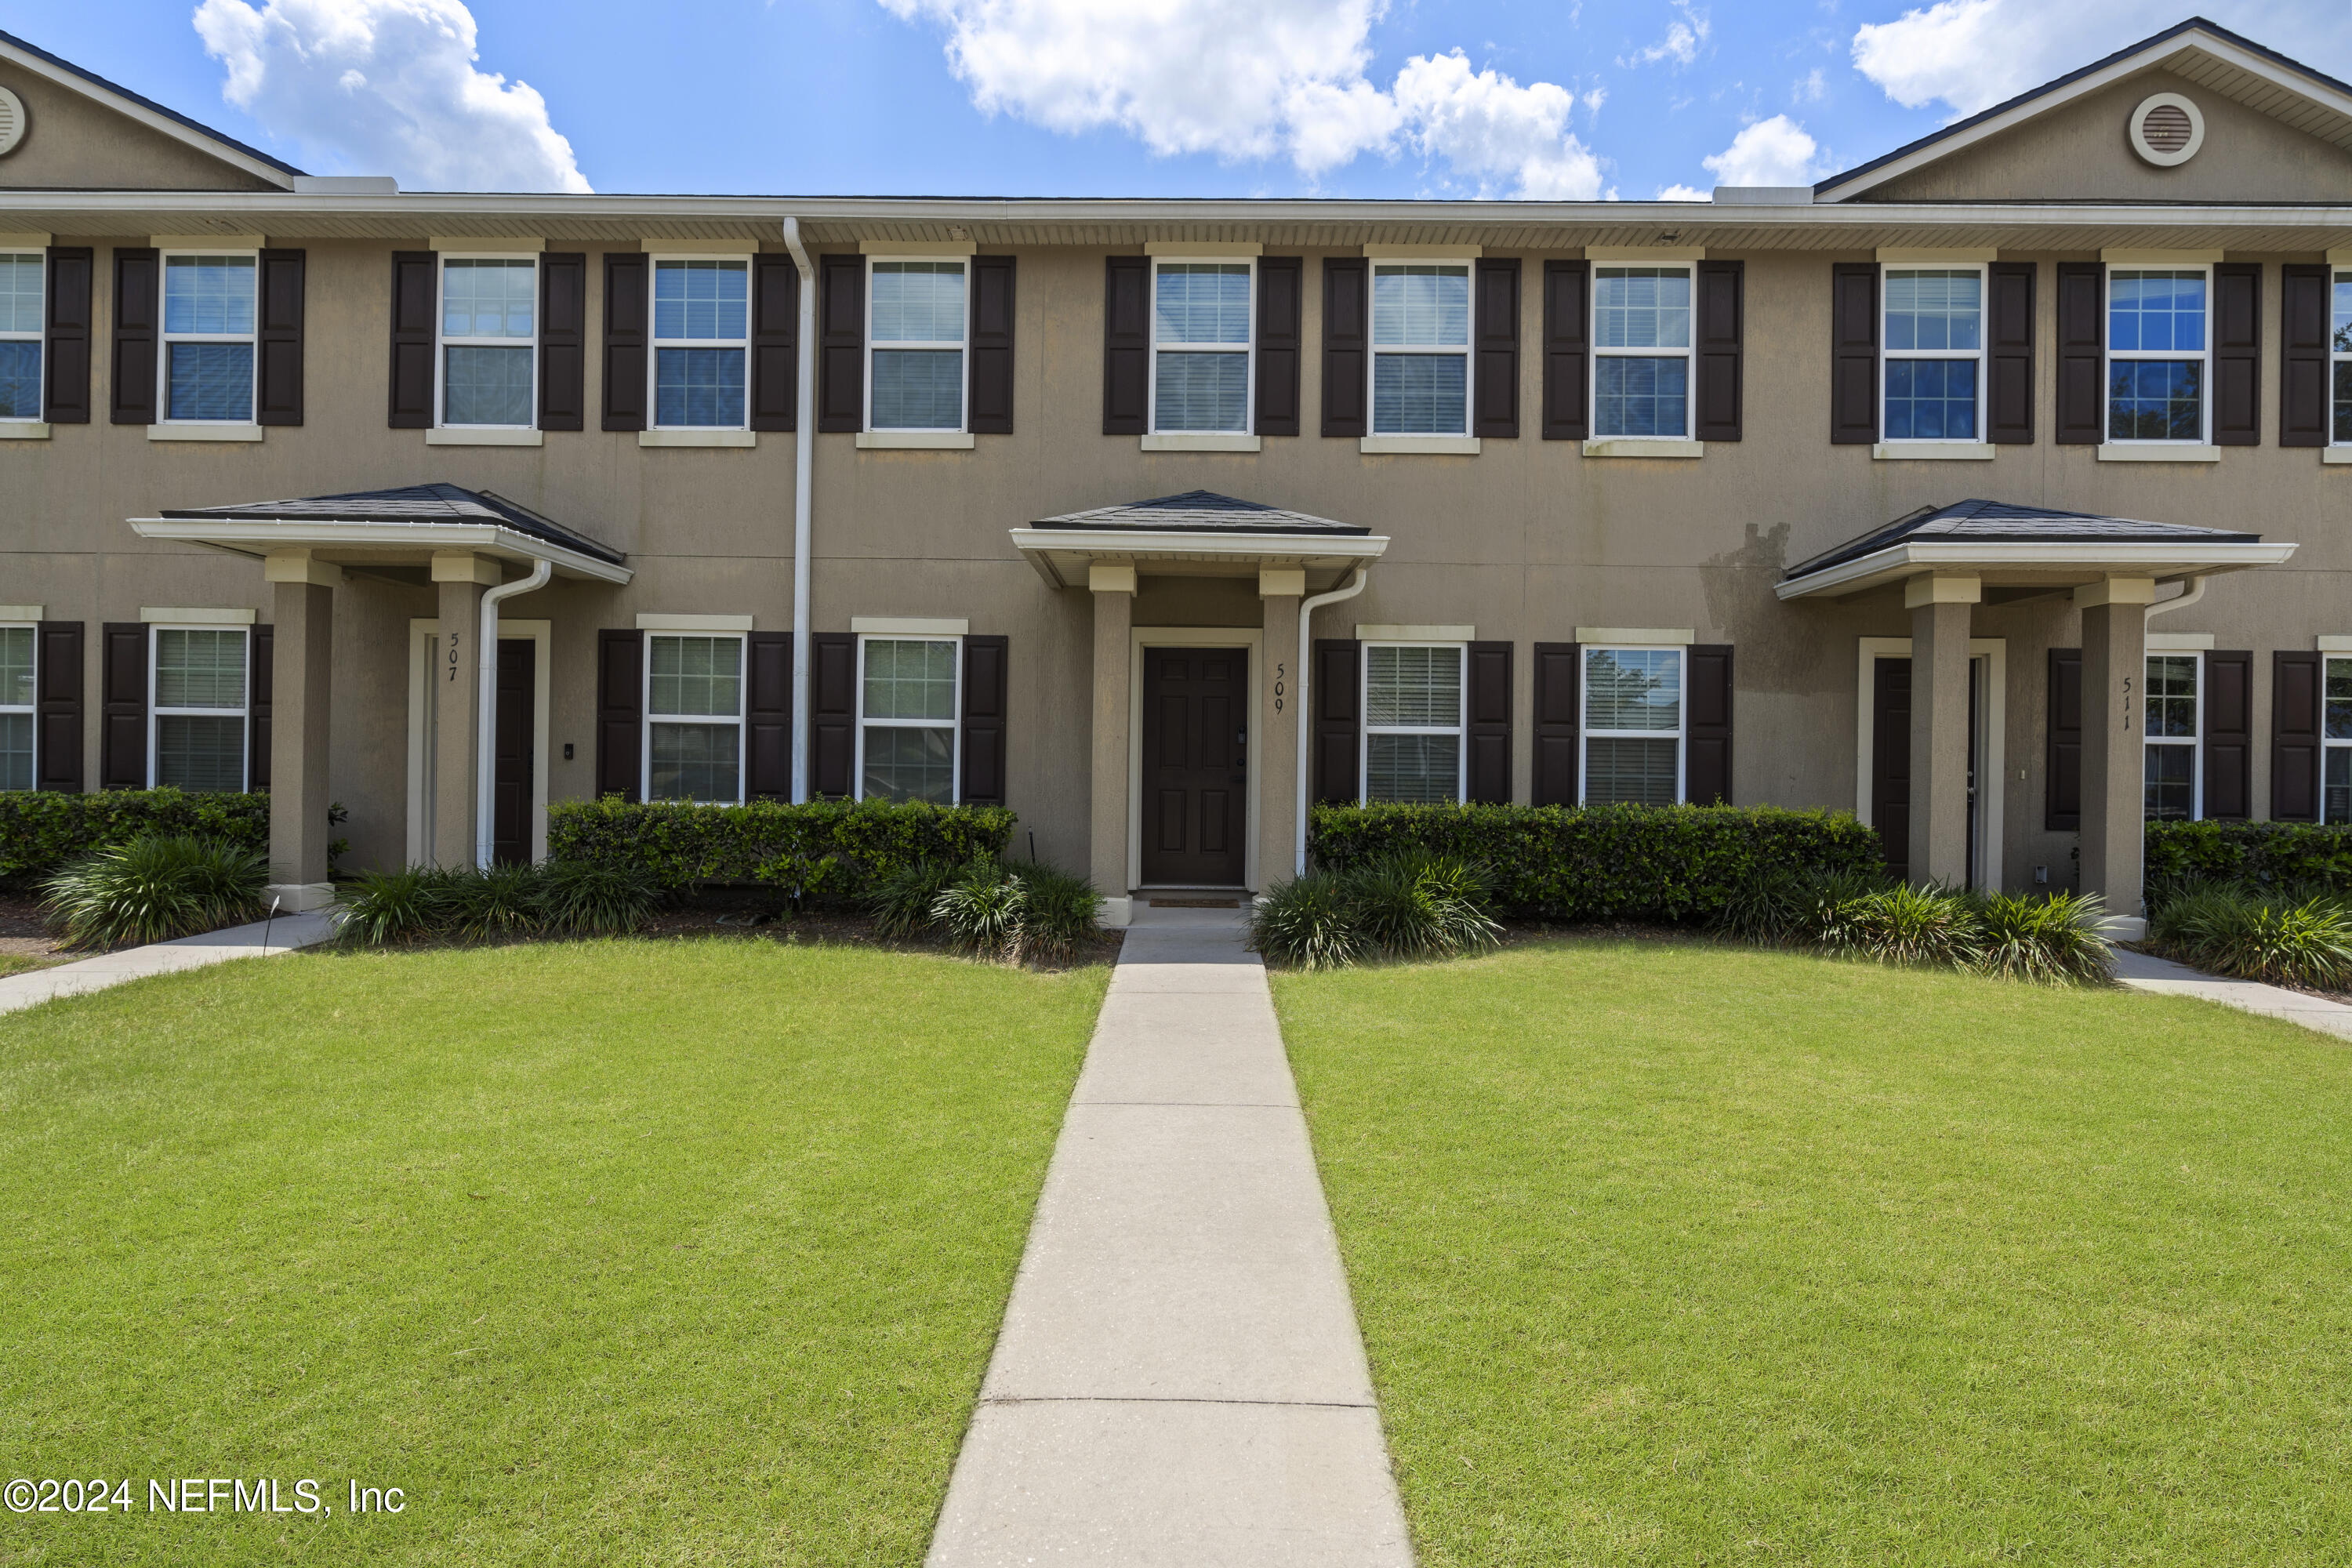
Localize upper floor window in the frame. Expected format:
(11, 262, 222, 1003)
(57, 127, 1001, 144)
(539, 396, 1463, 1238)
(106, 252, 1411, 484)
(0, 252, 41, 422)
(2327, 656, 2352, 823)
(1370, 262, 1470, 436)
(1152, 260, 1252, 434)
(868, 260, 967, 433)
(440, 256, 535, 428)
(644, 633, 743, 804)
(1593, 267, 1691, 440)
(1882, 267, 1981, 442)
(1361, 643, 1465, 804)
(858, 636, 960, 803)
(151, 626, 248, 793)
(652, 258, 749, 430)
(162, 252, 256, 423)
(0, 624, 31, 791)
(1582, 647, 1683, 806)
(2107, 268, 2207, 443)
(2332, 273, 2352, 445)
(2144, 653, 2201, 820)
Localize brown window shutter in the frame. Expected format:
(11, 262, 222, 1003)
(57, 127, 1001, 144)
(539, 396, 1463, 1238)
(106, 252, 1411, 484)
(43, 246, 92, 424)
(2273, 651, 2321, 822)
(388, 250, 436, 429)
(2201, 649, 2252, 820)
(539, 252, 586, 431)
(2055, 262, 2104, 445)
(1472, 258, 1520, 439)
(968, 256, 1015, 436)
(1694, 260, 1743, 443)
(248, 625, 273, 791)
(961, 634, 1008, 806)
(594, 629, 643, 801)
(1312, 639, 1360, 804)
(2045, 648, 2082, 830)
(1987, 260, 2035, 443)
(110, 247, 158, 426)
(100, 622, 147, 789)
(746, 251, 798, 434)
(34, 621, 82, 792)
(255, 249, 304, 426)
(601, 252, 648, 432)
(1686, 644, 1734, 804)
(2212, 263, 2261, 446)
(1541, 260, 1588, 441)
(1321, 256, 1368, 438)
(1255, 256, 1302, 437)
(1466, 641, 1512, 804)
(809, 633, 857, 798)
(744, 631, 791, 799)
(818, 255, 865, 434)
(1102, 255, 1148, 435)
(1531, 642, 1580, 805)
(2280, 263, 2330, 447)
(1829, 262, 1876, 445)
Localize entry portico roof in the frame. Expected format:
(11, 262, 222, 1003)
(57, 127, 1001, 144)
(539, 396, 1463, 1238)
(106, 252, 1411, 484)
(1011, 491, 1387, 590)
(1776, 498, 2294, 600)
(131, 483, 632, 583)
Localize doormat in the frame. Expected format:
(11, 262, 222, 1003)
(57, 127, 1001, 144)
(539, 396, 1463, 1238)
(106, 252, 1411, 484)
(1150, 897, 1241, 909)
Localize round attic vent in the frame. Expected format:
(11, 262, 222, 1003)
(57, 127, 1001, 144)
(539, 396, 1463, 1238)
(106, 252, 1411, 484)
(0, 86, 25, 158)
(2129, 91, 2204, 167)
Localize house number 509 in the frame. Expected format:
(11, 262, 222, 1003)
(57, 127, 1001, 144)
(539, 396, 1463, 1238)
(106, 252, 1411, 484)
(1272, 661, 1286, 715)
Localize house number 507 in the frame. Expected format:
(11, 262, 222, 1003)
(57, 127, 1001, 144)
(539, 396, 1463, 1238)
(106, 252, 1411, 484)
(448, 631, 462, 683)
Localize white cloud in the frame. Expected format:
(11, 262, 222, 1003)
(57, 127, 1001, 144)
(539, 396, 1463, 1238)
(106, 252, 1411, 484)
(193, 0, 590, 191)
(1392, 51, 1606, 198)
(1624, 2, 1711, 67)
(1657, 183, 1709, 200)
(1700, 114, 1823, 186)
(1795, 66, 1825, 103)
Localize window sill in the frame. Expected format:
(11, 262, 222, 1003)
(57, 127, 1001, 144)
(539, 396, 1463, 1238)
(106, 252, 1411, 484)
(2096, 444, 2220, 463)
(856, 430, 974, 450)
(148, 423, 263, 443)
(1583, 438, 1702, 459)
(0, 421, 49, 440)
(1360, 435, 1480, 456)
(428, 426, 543, 447)
(2322, 448, 2352, 465)
(640, 428, 757, 448)
(1873, 441, 1993, 461)
(1142, 432, 1261, 453)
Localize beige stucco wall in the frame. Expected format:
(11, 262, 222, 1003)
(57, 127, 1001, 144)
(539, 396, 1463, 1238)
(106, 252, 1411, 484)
(0, 61, 282, 193)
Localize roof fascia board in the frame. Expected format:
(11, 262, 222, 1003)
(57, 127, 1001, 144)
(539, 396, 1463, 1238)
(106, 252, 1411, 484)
(129, 517, 632, 583)
(1009, 528, 1389, 556)
(1775, 539, 2296, 599)
(0, 35, 298, 191)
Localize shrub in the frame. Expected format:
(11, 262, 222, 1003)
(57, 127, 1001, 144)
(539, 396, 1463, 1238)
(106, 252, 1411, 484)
(1971, 890, 2113, 985)
(1789, 868, 1896, 955)
(539, 859, 660, 937)
(41, 833, 267, 950)
(546, 797, 1014, 898)
(1, 789, 270, 885)
(333, 866, 446, 946)
(1708, 869, 2112, 984)
(2145, 820, 2352, 905)
(866, 857, 964, 940)
(2150, 884, 2352, 989)
(1250, 851, 1502, 969)
(1011, 860, 1105, 965)
(436, 863, 546, 943)
(1249, 869, 1372, 972)
(931, 858, 1027, 962)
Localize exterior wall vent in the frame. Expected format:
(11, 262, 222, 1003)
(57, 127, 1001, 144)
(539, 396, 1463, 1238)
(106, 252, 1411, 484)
(0, 86, 24, 158)
(2129, 91, 2205, 167)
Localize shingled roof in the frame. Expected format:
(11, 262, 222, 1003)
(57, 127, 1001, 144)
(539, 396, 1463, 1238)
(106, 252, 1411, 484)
(1033, 490, 1367, 535)
(159, 483, 623, 565)
(1783, 499, 2262, 583)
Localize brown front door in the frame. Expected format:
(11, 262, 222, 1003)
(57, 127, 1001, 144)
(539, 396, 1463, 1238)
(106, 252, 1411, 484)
(492, 638, 535, 866)
(1140, 646, 1247, 887)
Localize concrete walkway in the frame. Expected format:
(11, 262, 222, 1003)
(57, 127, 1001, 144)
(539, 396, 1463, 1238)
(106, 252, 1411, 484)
(2113, 946, 2352, 1042)
(927, 905, 1414, 1567)
(0, 910, 337, 1018)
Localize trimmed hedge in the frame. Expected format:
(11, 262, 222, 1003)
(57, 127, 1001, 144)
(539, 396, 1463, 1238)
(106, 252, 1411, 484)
(1308, 802, 1885, 923)
(546, 797, 1017, 897)
(2146, 820, 2352, 900)
(0, 789, 270, 884)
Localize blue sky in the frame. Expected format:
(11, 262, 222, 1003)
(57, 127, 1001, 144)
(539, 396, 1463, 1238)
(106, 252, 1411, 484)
(5, 1, 2350, 198)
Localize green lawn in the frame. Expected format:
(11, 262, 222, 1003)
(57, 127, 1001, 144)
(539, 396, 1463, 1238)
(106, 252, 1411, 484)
(0, 952, 60, 979)
(1274, 938, 2352, 1566)
(0, 939, 1106, 1566)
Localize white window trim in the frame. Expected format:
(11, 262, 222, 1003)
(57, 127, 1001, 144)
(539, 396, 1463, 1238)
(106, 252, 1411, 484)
(435, 252, 539, 430)
(2327, 654, 2352, 825)
(0, 249, 41, 424)
(0, 621, 32, 790)
(854, 632, 963, 804)
(2105, 263, 2212, 446)
(1367, 257, 1475, 440)
(147, 622, 249, 792)
(1878, 261, 1987, 446)
(865, 255, 968, 436)
(2144, 649, 2204, 821)
(158, 248, 258, 426)
(1589, 262, 1696, 443)
(1578, 644, 1686, 806)
(648, 252, 753, 433)
(1357, 641, 1468, 804)
(641, 631, 747, 805)
(1148, 255, 1255, 438)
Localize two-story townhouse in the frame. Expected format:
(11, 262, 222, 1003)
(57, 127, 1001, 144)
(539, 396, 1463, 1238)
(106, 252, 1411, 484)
(4, 18, 2347, 935)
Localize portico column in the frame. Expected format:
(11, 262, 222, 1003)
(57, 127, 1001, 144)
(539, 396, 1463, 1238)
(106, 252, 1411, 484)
(432, 552, 499, 869)
(1089, 563, 1136, 927)
(2077, 576, 2156, 936)
(262, 551, 340, 912)
(1904, 574, 1978, 887)
(1257, 569, 1305, 896)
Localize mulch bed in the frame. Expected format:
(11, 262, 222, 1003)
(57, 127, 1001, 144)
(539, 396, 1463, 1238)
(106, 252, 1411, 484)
(0, 889, 67, 960)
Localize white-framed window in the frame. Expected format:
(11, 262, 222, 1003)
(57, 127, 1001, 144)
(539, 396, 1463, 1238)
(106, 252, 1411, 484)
(150, 626, 248, 793)
(643, 633, 744, 804)
(2326, 657, 2352, 824)
(438, 254, 536, 428)
(160, 250, 257, 424)
(2144, 652, 2201, 821)
(1592, 265, 1693, 440)
(0, 251, 42, 422)
(857, 635, 960, 803)
(1581, 646, 1684, 806)
(867, 259, 967, 434)
(2331, 272, 2352, 445)
(1882, 265, 1983, 442)
(1370, 260, 1471, 436)
(0, 622, 32, 790)
(1151, 258, 1252, 434)
(650, 256, 750, 430)
(2107, 267, 2208, 444)
(1360, 643, 1466, 804)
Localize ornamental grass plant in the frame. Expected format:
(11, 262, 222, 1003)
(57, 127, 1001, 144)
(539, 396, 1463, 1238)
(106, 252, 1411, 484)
(1704, 868, 2113, 984)
(2149, 883, 2352, 989)
(1250, 851, 1503, 969)
(39, 833, 269, 950)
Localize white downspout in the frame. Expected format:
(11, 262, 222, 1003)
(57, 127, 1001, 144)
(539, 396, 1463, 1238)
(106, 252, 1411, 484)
(2143, 574, 2207, 623)
(1293, 567, 1370, 877)
(782, 217, 817, 802)
(474, 557, 553, 869)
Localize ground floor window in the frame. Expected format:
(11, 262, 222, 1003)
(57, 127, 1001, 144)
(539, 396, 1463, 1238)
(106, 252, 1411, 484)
(0, 624, 31, 790)
(644, 634, 743, 803)
(1583, 647, 1683, 806)
(151, 626, 248, 793)
(858, 637, 959, 803)
(2326, 657, 2352, 824)
(1361, 643, 1465, 803)
(2143, 653, 2200, 821)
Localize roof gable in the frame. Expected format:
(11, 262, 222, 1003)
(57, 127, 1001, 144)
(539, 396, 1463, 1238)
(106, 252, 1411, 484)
(0, 29, 298, 192)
